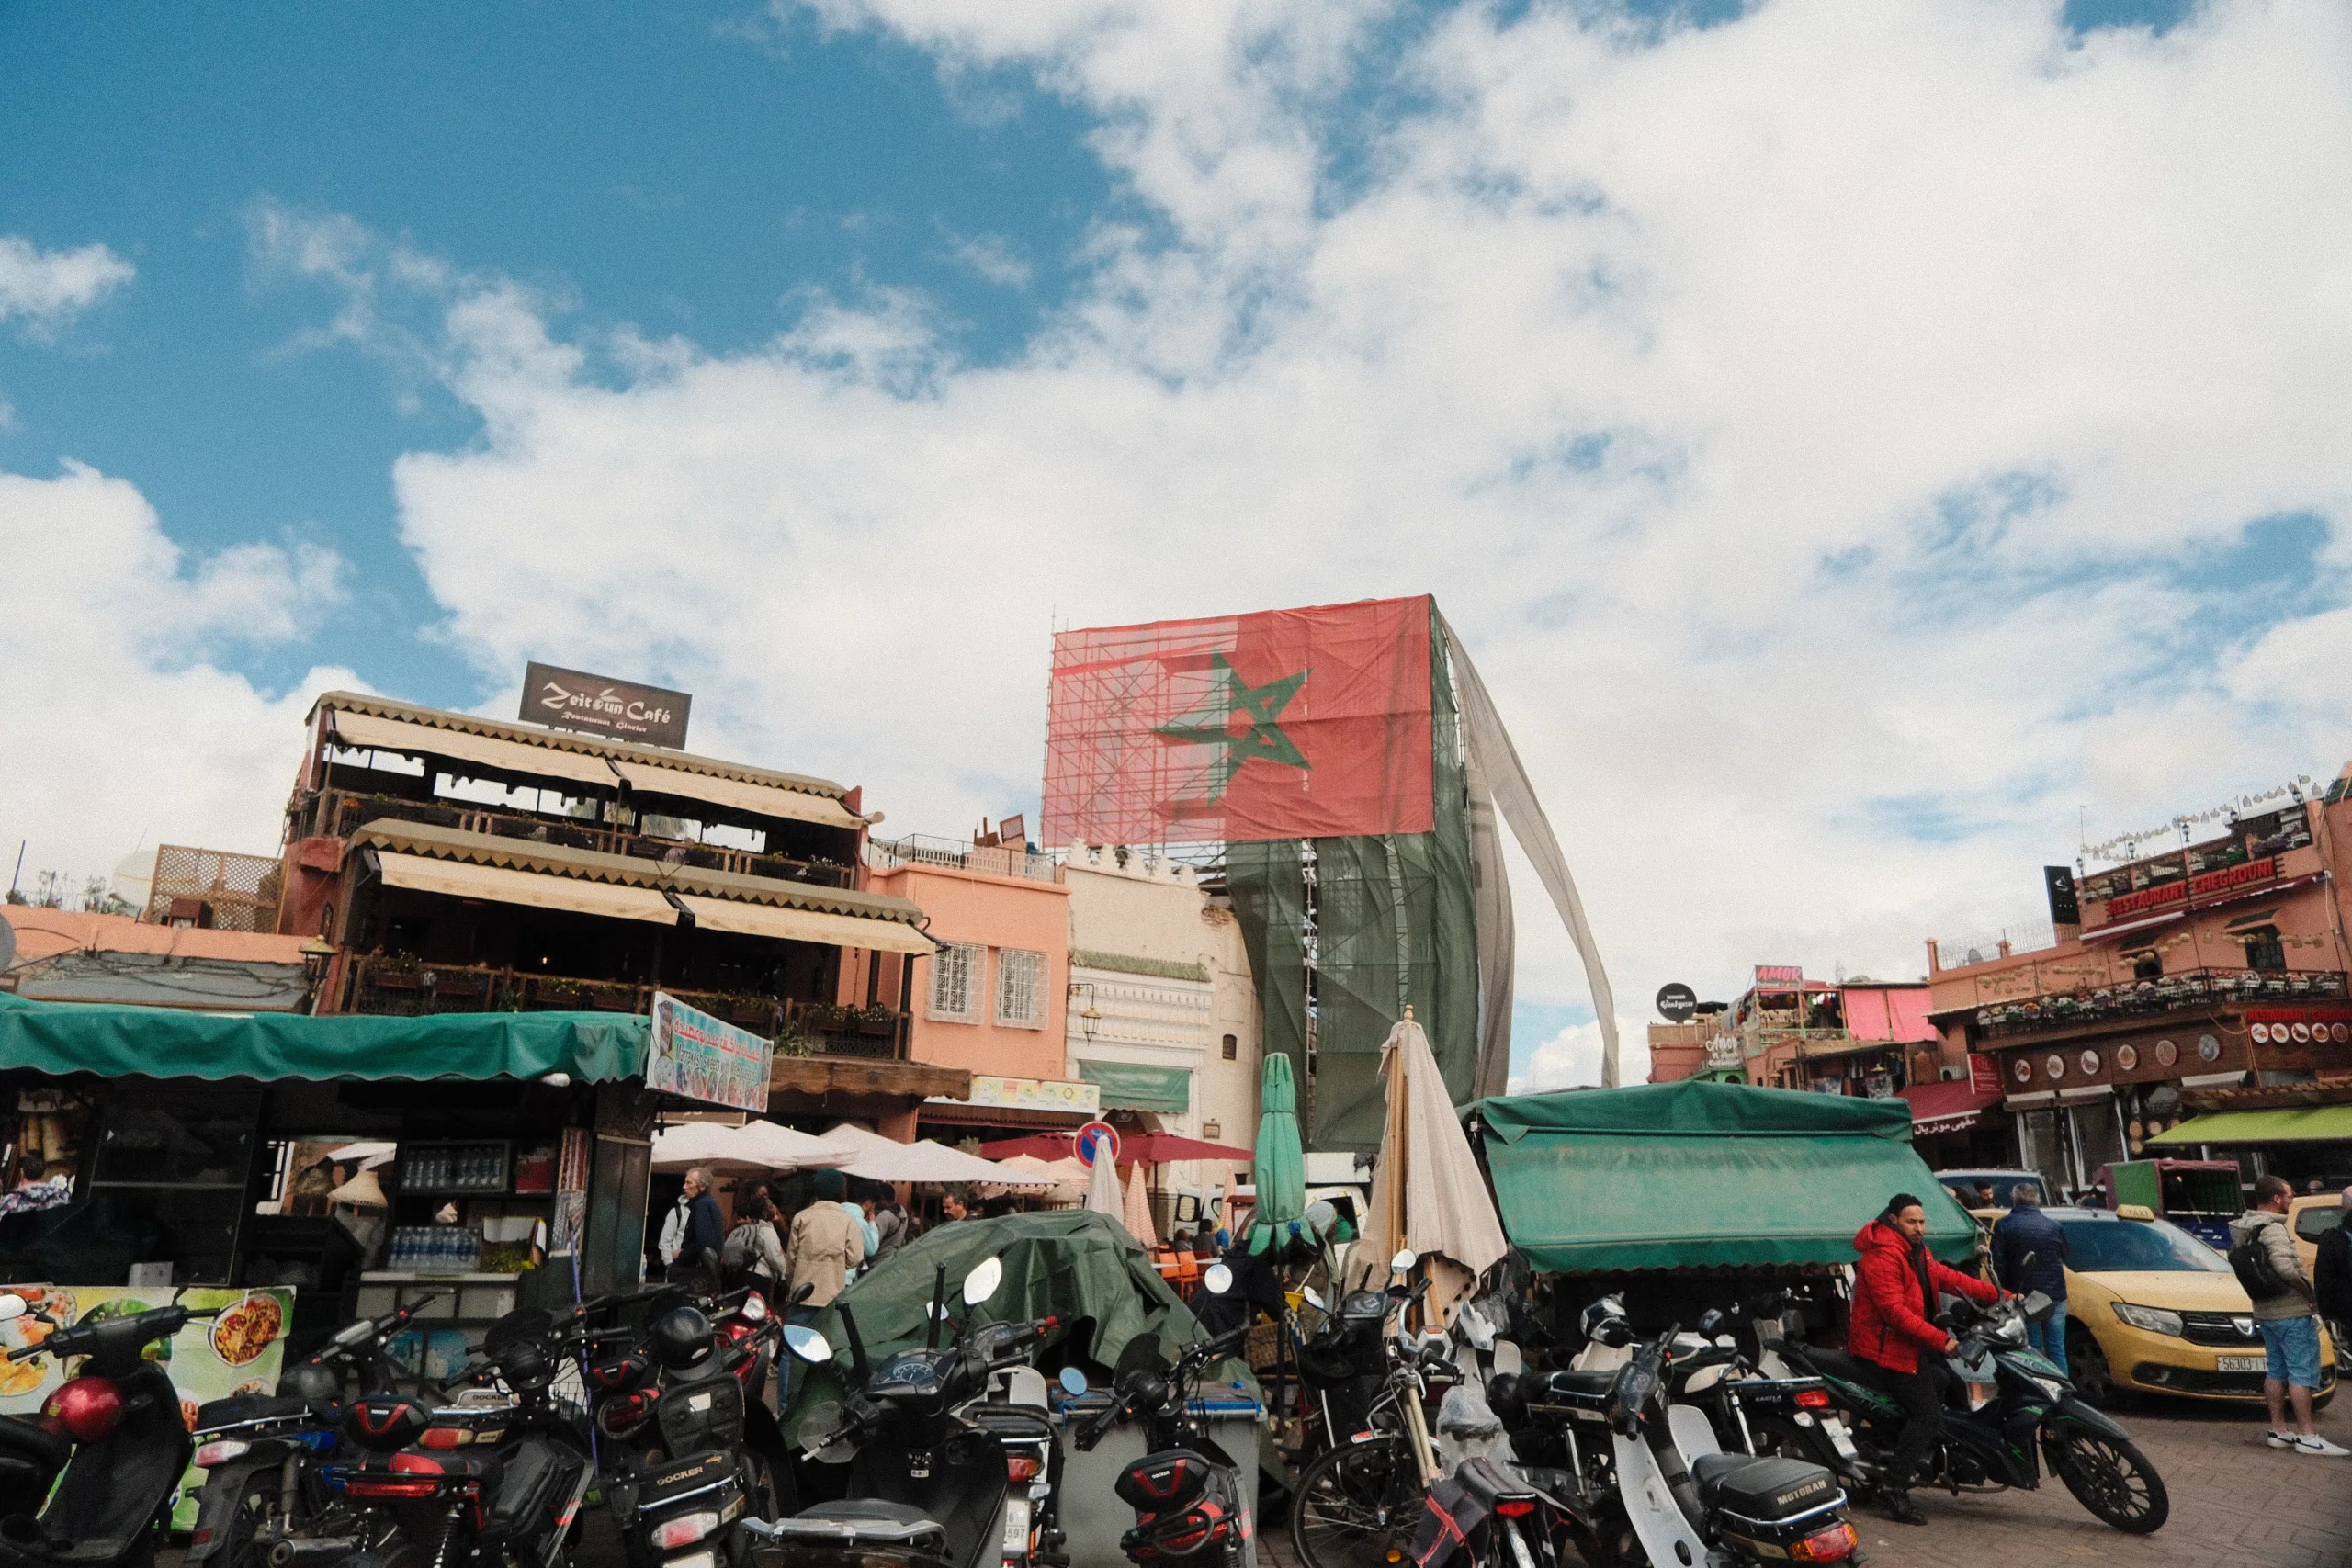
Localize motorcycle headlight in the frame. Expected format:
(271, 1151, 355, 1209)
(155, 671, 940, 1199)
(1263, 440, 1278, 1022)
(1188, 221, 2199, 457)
(2110, 1303, 2184, 1337)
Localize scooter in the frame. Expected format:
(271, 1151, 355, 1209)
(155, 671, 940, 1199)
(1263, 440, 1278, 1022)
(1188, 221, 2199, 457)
(764, 1258, 1063, 1568)
(595, 1292, 800, 1568)
(324, 1307, 594, 1568)
(1069, 1265, 1256, 1568)
(1585, 1313, 1859, 1567)
(1771, 1287, 2170, 1533)
(186, 1292, 446, 1567)
(0, 1290, 219, 1568)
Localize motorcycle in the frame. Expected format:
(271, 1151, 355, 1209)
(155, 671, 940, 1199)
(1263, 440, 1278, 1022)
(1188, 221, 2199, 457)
(323, 1306, 594, 1568)
(764, 1257, 1063, 1568)
(1770, 1286, 2169, 1533)
(0, 1290, 218, 1568)
(594, 1290, 803, 1568)
(1068, 1266, 1256, 1568)
(186, 1292, 446, 1568)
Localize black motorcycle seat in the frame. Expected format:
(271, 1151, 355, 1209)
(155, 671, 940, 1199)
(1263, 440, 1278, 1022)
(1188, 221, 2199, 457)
(1536, 1369, 1618, 1400)
(194, 1394, 316, 1431)
(797, 1500, 939, 1529)
(1792, 1348, 1863, 1384)
(1690, 1453, 1840, 1520)
(0, 1419, 66, 1474)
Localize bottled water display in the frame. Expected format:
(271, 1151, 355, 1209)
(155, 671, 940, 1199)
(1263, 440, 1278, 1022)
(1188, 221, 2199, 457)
(389, 1225, 483, 1274)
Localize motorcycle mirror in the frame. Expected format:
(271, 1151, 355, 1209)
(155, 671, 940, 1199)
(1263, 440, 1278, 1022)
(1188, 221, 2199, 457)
(784, 1325, 831, 1364)
(1300, 1287, 1325, 1311)
(1390, 1249, 1417, 1275)
(962, 1257, 1004, 1307)
(1057, 1365, 1089, 1397)
(0, 1295, 28, 1324)
(1202, 1263, 1234, 1296)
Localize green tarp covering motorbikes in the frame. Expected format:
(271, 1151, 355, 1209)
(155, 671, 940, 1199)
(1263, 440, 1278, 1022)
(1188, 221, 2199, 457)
(0, 991, 646, 1084)
(782, 1210, 1227, 1429)
(1473, 1078, 1978, 1271)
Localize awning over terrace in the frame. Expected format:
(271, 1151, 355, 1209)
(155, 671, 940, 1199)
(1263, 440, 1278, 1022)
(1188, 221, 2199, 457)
(1474, 1078, 1976, 1271)
(675, 893, 936, 953)
(375, 850, 681, 924)
(0, 991, 646, 1085)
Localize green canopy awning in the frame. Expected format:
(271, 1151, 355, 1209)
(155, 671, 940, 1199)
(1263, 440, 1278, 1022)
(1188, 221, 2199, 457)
(0, 992, 646, 1085)
(2147, 1105, 2352, 1146)
(1077, 1058, 1191, 1113)
(1474, 1078, 1977, 1271)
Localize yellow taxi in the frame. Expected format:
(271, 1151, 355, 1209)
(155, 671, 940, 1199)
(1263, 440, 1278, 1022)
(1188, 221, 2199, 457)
(2288, 1191, 2343, 1280)
(2049, 1205, 2337, 1407)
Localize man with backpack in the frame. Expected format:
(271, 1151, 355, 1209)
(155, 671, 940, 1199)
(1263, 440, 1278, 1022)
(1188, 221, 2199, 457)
(2231, 1174, 2347, 1456)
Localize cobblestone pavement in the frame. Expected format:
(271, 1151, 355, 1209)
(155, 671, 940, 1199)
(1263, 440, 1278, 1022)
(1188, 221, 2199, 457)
(1840, 1395, 2352, 1568)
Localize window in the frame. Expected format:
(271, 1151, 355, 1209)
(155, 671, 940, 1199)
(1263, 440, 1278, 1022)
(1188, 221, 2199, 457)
(2129, 949, 2163, 981)
(1221, 1033, 1238, 1061)
(2243, 927, 2287, 974)
(996, 949, 1046, 1028)
(928, 943, 982, 1022)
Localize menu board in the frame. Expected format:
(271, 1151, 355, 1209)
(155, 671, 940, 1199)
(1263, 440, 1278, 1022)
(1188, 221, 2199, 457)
(0, 1285, 293, 1529)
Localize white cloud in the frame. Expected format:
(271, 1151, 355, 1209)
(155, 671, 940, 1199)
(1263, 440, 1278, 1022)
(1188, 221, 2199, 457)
(0, 463, 353, 891)
(108, 0, 2352, 1061)
(1508, 1015, 1645, 1095)
(0, 236, 134, 338)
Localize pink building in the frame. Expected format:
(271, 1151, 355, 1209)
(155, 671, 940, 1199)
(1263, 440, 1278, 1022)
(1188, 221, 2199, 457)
(856, 837, 1080, 1145)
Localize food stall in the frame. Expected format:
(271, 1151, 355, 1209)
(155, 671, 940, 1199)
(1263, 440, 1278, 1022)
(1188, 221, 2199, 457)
(0, 992, 676, 1363)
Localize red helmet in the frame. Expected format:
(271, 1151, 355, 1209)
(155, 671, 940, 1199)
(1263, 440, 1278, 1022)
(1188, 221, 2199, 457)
(43, 1377, 123, 1443)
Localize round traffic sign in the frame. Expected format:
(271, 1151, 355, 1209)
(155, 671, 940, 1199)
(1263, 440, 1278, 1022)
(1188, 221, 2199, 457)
(1075, 1121, 1120, 1167)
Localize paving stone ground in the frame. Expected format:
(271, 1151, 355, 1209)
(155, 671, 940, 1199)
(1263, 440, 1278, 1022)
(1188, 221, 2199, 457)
(1842, 1393, 2352, 1568)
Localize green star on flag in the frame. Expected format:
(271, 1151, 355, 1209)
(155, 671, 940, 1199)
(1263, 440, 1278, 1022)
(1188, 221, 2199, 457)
(1155, 654, 1310, 799)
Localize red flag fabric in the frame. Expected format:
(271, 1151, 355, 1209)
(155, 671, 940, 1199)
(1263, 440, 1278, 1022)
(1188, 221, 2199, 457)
(1043, 595, 1435, 845)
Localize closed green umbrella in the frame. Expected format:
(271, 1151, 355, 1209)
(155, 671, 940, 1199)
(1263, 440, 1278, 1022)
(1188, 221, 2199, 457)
(1246, 1053, 1307, 1255)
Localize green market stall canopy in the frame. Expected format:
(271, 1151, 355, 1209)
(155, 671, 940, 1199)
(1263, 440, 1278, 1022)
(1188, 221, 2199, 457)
(0, 992, 647, 1085)
(1474, 1078, 1978, 1271)
(2147, 1105, 2352, 1145)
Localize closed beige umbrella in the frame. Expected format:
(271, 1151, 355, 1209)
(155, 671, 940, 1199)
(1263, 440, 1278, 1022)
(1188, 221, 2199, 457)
(1121, 1162, 1159, 1248)
(1355, 1010, 1509, 1321)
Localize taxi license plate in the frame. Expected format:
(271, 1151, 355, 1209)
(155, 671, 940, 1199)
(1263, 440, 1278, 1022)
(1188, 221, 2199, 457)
(2217, 1356, 2266, 1373)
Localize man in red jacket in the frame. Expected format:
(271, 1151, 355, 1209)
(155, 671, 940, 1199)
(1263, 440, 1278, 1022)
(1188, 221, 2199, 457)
(1847, 1192, 2002, 1524)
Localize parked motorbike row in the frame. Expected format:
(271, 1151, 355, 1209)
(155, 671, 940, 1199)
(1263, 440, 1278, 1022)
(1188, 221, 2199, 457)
(0, 1246, 2167, 1568)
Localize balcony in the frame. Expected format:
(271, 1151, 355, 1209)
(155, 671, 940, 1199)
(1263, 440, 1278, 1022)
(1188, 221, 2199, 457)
(1967, 967, 2349, 1042)
(866, 833, 1057, 884)
(301, 788, 854, 889)
(340, 954, 910, 1059)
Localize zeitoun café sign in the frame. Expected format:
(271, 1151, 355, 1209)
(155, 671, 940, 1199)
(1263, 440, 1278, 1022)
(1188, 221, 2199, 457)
(521, 661, 692, 748)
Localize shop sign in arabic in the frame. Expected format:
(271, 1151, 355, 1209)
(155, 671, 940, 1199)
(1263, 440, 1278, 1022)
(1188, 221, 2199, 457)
(967, 1077, 1102, 1112)
(649, 993, 772, 1111)
(521, 661, 692, 748)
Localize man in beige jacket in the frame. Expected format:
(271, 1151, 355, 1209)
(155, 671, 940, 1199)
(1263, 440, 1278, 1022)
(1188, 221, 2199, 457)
(785, 1168, 866, 1311)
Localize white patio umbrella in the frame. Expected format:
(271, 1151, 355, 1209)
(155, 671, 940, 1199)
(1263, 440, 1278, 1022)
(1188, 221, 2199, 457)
(1083, 1147, 1124, 1218)
(650, 1120, 853, 1174)
(820, 1124, 1056, 1189)
(979, 1155, 1087, 1203)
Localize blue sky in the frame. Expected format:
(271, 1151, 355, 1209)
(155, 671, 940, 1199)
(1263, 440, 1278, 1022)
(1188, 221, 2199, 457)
(6, 0, 2345, 1089)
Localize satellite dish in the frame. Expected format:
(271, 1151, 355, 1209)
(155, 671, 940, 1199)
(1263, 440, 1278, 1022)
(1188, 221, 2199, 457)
(1655, 983, 1698, 1023)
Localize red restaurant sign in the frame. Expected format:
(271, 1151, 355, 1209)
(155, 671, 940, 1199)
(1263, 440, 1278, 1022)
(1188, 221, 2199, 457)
(2106, 855, 2277, 919)
(1967, 1052, 2002, 1094)
(1754, 964, 1805, 986)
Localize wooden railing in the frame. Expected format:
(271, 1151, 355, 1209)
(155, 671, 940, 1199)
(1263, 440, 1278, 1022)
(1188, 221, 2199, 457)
(299, 788, 856, 889)
(340, 955, 910, 1058)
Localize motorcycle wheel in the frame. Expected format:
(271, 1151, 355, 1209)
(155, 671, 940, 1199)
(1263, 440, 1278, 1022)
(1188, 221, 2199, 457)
(1289, 1433, 1423, 1568)
(218, 1472, 278, 1568)
(2048, 1429, 2168, 1533)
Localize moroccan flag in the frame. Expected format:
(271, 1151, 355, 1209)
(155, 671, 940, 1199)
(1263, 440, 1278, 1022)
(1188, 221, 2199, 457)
(1042, 595, 1435, 845)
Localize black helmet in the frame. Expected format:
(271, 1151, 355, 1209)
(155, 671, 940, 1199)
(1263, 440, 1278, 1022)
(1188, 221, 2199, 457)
(648, 1304, 714, 1370)
(278, 1359, 343, 1405)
